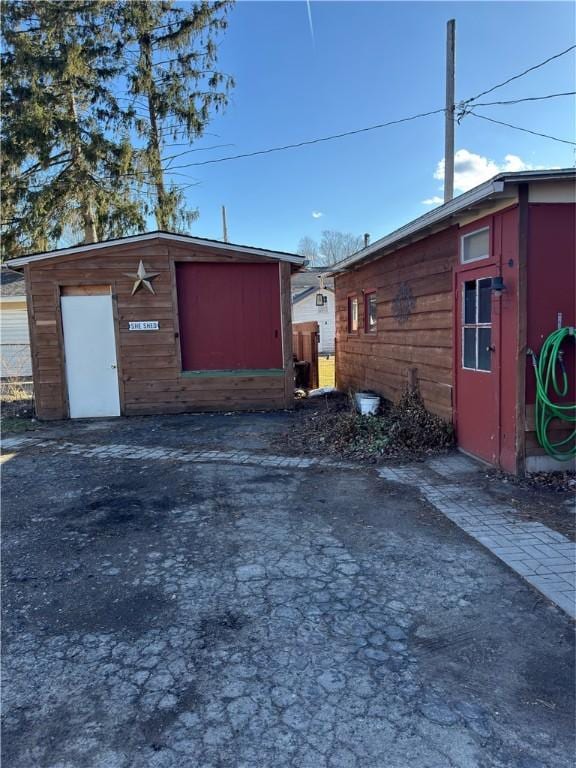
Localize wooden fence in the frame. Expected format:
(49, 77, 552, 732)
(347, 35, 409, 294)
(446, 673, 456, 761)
(292, 321, 319, 390)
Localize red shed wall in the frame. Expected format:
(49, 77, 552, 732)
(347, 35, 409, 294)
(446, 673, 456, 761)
(176, 262, 283, 371)
(524, 202, 576, 460)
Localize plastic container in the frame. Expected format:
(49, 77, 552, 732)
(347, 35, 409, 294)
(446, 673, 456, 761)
(356, 393, 380, 415)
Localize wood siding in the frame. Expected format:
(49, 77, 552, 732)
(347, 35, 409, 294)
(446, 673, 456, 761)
(335, 228, 458, 421)
(25, 237, 294, 419)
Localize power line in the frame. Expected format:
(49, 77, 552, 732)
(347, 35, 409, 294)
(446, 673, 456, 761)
(141, 89, 575, 172)
(157, 107, 447, 170)
(7, 55, 576, 194)
(470, 90, 576, 108)
(461, 44, 576, 106)
(467, 110, 576, 146)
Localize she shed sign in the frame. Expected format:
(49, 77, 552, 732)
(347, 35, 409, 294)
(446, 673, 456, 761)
(128, 321, 159, 331)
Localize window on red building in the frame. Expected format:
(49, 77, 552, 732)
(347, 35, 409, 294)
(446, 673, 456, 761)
(364, 291, 377, 333)
(347, 295, 358, 333)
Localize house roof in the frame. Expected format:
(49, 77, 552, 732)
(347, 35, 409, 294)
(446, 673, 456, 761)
(1, 267, 26, 298)
(291, 268, 335, 292)
(7, 230, 306, 268)
(331, 168, 576, 273)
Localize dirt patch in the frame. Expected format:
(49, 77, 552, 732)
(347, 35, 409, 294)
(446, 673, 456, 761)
(489, 468, 576, 495)
(279, 389, 454, 461)
(1, 380, 35, 432)
(197, 610, 247, 646)
(57, 485, 190, 539)
(1, 413, 38, 434)
(480, 470, 575, 541)
(36, 587, 172, 635)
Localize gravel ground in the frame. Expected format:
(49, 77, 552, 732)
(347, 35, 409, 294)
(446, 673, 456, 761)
(1, 412, 574, 768)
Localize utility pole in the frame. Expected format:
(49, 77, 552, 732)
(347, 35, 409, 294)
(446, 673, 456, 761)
(444, 19, 456, 203)
(221, 205, 228, 242)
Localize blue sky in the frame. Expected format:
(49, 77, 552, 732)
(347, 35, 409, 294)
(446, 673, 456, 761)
(166, 1, 575, 252)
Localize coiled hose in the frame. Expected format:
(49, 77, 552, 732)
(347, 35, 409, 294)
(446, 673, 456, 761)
(530, 327, 576, 461)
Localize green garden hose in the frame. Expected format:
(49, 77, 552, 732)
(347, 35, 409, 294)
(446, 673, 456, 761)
(530, 327, 576, 461)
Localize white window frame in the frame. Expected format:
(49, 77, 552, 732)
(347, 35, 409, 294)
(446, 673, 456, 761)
(460, 226, 490, 264)
(348, 295, 359, 333)
(462, 277, 493, 373)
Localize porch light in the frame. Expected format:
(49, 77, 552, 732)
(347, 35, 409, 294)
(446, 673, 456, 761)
(316, 293, 327, 306)
(491, 276, 506, 295)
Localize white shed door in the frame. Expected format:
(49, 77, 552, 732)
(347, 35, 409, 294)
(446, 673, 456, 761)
(61, 294, 121, 418)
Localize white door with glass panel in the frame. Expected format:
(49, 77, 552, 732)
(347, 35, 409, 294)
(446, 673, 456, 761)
(61, 292, 121, 418)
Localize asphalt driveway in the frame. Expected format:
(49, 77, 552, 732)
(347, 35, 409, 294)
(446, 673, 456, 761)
(2, 413, 574, 768)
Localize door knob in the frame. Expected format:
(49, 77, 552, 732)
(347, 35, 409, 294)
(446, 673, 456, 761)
(111, 364, 117, 369)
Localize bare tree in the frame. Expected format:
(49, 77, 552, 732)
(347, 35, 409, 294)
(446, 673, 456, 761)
(297, 230, 363, 267)
(319, 230, 364, 265)
(297, 236, 319, 265)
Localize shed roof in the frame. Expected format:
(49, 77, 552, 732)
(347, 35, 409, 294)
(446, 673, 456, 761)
(1, 267, 26, 297)
(7, 230, 306, 268)
(331, 168, 576, 273)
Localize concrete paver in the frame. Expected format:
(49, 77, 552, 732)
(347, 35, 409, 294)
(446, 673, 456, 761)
(379, 457, 576, 619)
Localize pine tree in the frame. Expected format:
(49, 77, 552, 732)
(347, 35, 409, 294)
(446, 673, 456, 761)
(1, 0, 146, 257)
(121, 1, 234, 231)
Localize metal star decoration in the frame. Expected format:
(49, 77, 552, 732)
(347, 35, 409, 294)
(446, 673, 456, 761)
(124, 260, 161, 295)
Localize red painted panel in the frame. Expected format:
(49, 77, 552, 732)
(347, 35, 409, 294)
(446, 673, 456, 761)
(176, 262, 283, 370)
(526, 203, 576, 404)
(454, 207, 519, 471)
(455, 261, 500, 465)
(496, 207, 520, 474)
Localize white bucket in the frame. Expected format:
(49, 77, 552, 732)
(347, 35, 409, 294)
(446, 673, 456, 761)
(354, 392, 370, 408)
(357, 393, 380, 415)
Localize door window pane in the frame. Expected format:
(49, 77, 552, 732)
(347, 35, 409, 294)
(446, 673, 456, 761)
(464, 281, 476, 324)
(462, 276, 494, 372)
(463, 328, 476, 369)
(478, 327, 492, 371)
(478, 278, 492, 324)
(462, 228, 489, 262)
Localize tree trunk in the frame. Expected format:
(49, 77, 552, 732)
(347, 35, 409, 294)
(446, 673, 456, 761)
(69, 90, 97, 243)
(83, 201, 97, 244)
(141, 34, 168, 230)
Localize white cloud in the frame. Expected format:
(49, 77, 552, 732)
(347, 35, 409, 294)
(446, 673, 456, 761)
(501, 154, 535, 172)
(432, 149, 543, 194)
(312, 211, 323, 219)
(422, 196, 444, 206)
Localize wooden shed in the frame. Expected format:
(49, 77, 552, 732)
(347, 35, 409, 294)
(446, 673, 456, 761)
(333, 169, 575, 475)
(9, 232, 304, 419)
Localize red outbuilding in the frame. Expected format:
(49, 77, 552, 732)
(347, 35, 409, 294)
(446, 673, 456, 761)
(333, 169, 575, 474)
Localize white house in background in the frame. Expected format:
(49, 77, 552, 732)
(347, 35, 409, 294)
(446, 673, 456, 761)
(291, 268, 335, 354)
(1, 267, 32, 379)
